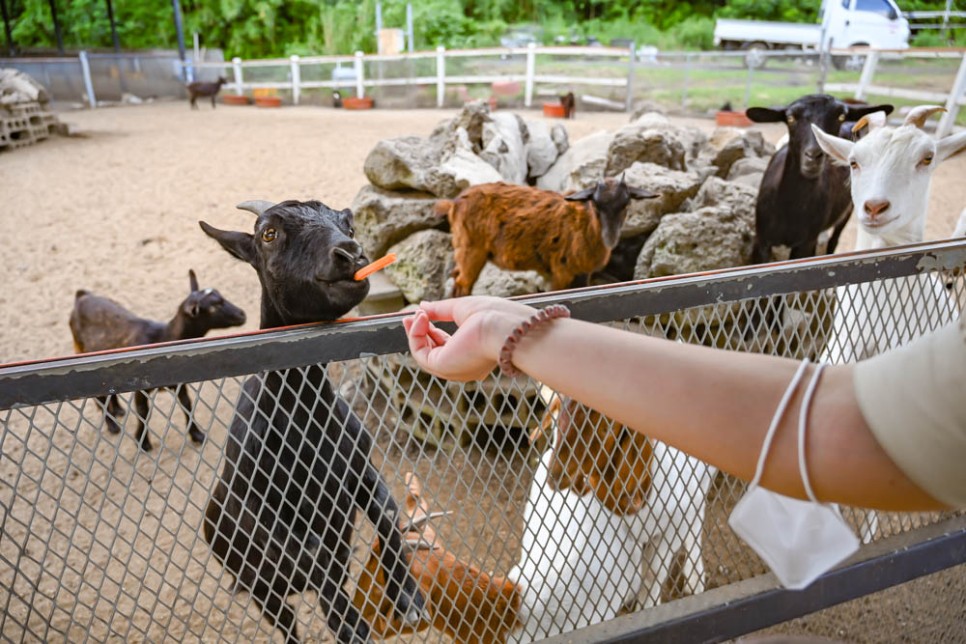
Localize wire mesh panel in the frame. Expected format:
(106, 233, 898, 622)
(1, 242, 964, 643)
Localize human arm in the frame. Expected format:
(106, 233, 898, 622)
(402, 296, 950, 512)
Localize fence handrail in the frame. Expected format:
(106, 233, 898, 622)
(2, 239, 963, 411)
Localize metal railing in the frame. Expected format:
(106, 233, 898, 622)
(1, 240, 964, 642)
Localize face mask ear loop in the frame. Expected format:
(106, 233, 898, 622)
(750, 359, 811, 488)
(797, 363, 827, 504)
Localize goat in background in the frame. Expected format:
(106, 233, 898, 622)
(69, 269, 246, 451)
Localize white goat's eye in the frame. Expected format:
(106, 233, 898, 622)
(919, 154, 934, 167)
(261, 228, 277, 242)
(849, 160, 859, 170)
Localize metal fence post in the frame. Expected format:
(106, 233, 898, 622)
(354, 50, 365, 98)
(625, 41, 636, 112)
(232, 56, 243, 95)
(436, 46, 446, 108)
(937, 52, 966, 139)
(78, 50, 96, 108)
(290, 54, 301, 105)
(855, 50, 880, 101)
(682, 52, 692, 111)
(525, 42, 536, 108)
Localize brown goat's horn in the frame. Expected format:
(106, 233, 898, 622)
(236, 200, 276, 216)
(904, 105, 946, 129)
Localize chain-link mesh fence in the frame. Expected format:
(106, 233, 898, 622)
(2, 241, 964, 643)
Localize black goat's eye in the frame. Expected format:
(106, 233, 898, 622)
(261, 228, 277, 243)
(838, 113, 846, 122)
(787, 115, 796, 125)
(348, 227, 355, 237)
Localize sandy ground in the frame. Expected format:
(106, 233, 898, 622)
(1, 100, 964, 363)
(0, 101, 964, 643)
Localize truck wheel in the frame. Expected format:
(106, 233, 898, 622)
(742, 42, 769, 69)
(832, 47, 868, 72)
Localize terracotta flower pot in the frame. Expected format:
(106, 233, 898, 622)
(222, 94, 251, 106)
(543, 102, 567, 118)
(254, 96, 283, 108)
(343, 96, 374, 110)
(715, 110, 753, 127)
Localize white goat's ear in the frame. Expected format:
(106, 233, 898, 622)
(811, 124, 853, 165)
(936, 130, 966, 164)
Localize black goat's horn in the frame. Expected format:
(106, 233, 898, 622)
(904, 105, 946, 130)
(236, 200, 276, 216)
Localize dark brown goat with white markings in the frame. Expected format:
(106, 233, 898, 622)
(187, 76, 228, 109)
(437, 178, 656, 296)
(69, 269, 246, 451)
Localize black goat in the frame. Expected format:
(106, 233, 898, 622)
(747, 94, 893, 263)
(187, 76, 228, 109)
(200, 200, 426, 643)
(69, 270, 246, 451)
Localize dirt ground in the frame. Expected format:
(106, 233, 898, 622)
(0, 100, 964, 643)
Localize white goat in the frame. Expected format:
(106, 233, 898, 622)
(506, 388, 715, 642)
(813, 106, 966, 543)
(812, 106, 966, 363)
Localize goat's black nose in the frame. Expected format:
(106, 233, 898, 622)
(330, 240, 364, 264)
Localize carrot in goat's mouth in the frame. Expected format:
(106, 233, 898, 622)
(354, 253, 397, 281)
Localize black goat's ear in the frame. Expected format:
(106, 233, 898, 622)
(564, 186, 596, 202)
(183, 298, 201, 318)
(199, 221, 256, 265)
(745, 107, 786, 123)
(628, 187, 659, 200)
(188, 269, 199, 293)
(846, 103, 894, 121)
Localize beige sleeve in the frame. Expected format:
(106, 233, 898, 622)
(853, 317, 966, 508)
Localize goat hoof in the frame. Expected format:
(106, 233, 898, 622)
(402, 607, 431, 627)
(106, 423, 121, 435)
(140, 442, 154, 452)
(189, 430, 206, 445)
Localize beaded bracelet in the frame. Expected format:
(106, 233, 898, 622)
(498, 304, 571, 377)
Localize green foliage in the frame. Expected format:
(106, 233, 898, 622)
(667, 16, 715, 50)
(4, 0, 961, 59)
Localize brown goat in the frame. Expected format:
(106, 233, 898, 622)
(354, 473, 523, 644)
(559, 91, 576, 119)
(437, 178, 656, 296)
(535, 393, 654, 516)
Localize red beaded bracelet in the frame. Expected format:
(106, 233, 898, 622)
(498, 304, 571, 377)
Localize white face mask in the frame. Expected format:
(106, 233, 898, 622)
(729, 361, 860, 590)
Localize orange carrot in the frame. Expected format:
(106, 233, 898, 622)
(354, 253, 397, 281)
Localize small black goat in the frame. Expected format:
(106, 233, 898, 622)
(69, 270, 246, 451)
(187, 76, 228, 109)
(200, 200, 427, 643)
(746, 94, 893, 263)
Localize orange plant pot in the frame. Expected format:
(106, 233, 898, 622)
(222, 94, 251, 106)
(715, 110, 753, 127)
(543, 102, 567, 118)
(254, 96, 283, 108)
(343, 96, 374, 110)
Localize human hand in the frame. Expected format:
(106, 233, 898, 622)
(402, 296, 537, 381)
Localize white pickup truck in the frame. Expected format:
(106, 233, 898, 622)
(714, 0, 910, 69)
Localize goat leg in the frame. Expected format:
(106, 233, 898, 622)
(175, 385, 206, 445)
(133, 390, 153, 452)
(360, 463, 429, 627)
(97, 395, 123, 434)
(249, 582, 300, 644)
(320, 576, 375, 644)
